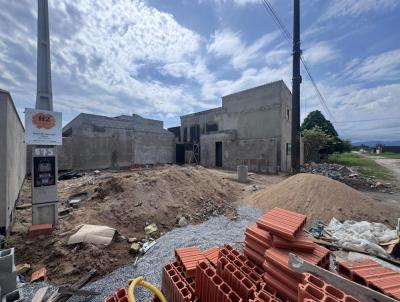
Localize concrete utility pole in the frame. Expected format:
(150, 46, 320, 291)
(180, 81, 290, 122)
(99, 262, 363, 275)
(36, 0, 53, 110)
(31, 0, 59, 225)
(291, 0, 301, 173)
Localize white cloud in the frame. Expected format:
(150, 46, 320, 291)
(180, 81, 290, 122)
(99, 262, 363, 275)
(325, 0, 399, 18)
(199, 0, 260, 6)
(207, 29, 280, 69)
(303, 42, 338, 65)
(343, 49, 400, 82)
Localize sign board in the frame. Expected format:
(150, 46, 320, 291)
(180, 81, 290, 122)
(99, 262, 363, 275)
(25, 108, 62, 145)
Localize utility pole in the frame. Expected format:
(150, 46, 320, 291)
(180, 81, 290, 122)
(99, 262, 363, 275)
(36, 0, 53, 111)
(31, 0, 59, 225)
(291, 0, 301, 173)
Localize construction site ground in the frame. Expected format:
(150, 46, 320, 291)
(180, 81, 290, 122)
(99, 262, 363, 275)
(10, 165, 284, 285)
(12, 164, 400, 299)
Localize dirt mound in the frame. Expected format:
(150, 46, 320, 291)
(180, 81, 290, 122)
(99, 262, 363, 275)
(243, 173, 399, 227)
(77, 165, 238, 236)
(11, 165, 241, 285)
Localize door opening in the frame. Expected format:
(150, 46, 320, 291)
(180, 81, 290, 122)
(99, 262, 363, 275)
(215, 142, 222, 167)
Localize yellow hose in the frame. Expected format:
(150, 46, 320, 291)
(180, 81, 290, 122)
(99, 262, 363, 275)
(127, 277, 168, 302)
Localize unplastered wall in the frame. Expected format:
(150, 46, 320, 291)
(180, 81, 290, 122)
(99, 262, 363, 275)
(280, 82, 292, 172)
(63, 130, 134, 170)
(0, 91, 26, 235)
(133, 130, 175, 164)
(200, 133, 278, 173)
(58, 129, 175, 170)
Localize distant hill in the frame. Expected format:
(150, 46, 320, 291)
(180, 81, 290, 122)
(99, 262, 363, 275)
(352, 141, 400, 147)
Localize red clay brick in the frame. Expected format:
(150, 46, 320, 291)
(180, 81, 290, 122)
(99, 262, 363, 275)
(302, 273, 361, 302)
(28, 224, 53, 237)
(196, 261, 243, 302)
(298, 283, 326, 301)
(271, 231, 315, 252)
(256, 208, 306, 241)
(265, 246, 329, 275)
(244, 238, 267, 256)
(31, 267, 48, 282)
(264, 271, 298, 302)
(203, 247, 220, 267)
(175, 246, 206, 278)
(338, 257, 400, 300)
(243, 244, 265, 266)
(263, 262, 300, 292)
(337, 258, 380, 279)
(353, 266, 398, 286)
(245, 224, 272, 248)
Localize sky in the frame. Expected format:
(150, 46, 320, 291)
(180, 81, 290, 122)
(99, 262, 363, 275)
(0, 0, 399, 142)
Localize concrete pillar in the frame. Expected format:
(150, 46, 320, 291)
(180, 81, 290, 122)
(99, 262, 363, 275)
(237, 165, 248, 183)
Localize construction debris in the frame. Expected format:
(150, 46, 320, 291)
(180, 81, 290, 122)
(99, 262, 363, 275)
(301, 162, 395, 193)
(325, 218, 398, 257)
(16, 263, 31, 274)
(31, 267, 47, 283)
(129, 243, 141, 254)
(67, 225, 116, 246)
(144, 223, 158, 235)
(141, 241, 157, 254)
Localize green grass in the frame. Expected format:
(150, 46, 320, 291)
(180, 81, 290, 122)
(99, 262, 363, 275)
(329, 152, 395, 181)
(370, 152, 400, 159)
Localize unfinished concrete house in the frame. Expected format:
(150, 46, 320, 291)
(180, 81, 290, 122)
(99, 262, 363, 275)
(58, 113, 175, 170)
(0, 89, 26, 235)
(177, 80, 292, 172)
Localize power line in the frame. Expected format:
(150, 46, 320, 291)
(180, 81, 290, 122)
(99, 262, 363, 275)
(334, 118, 399, 124)
(260, 0, 336, 123)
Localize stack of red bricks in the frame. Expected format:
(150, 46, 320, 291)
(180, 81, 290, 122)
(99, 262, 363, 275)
(298, 273, 359, 301)
(243, 208, 331, 302)
(337, 258, 400, 300)
(160, 244, 286, 302)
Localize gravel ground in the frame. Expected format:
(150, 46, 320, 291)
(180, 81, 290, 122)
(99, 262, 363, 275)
(21, 206, 261, 301)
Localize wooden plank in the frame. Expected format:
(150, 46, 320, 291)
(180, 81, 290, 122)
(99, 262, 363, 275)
(32, 287, 49, 302)
(46, 269, 96, 302)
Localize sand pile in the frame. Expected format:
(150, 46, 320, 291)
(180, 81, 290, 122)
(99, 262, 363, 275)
(243, 173, 399, 227)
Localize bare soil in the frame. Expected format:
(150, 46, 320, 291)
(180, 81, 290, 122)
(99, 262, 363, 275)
(241, 173, 400, 227)
(8, 165, 284, 285)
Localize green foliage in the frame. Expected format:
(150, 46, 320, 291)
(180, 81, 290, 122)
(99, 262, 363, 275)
(301, 110, 352, 153)
(302, 126, 333, 147)
(302, 127, 333, 162)
(370, 152, 400, 159)
(301, 110, 338, 137)
(329, 152, 394, 180)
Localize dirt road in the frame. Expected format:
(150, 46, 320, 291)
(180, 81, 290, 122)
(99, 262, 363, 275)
(370, 156, 400, 183)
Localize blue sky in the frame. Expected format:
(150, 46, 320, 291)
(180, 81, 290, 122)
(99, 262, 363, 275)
(0, 0, 399, 142)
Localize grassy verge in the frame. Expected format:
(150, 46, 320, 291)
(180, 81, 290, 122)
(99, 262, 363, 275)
(329, 152, 394, 181)
(370, 152, 400, 159)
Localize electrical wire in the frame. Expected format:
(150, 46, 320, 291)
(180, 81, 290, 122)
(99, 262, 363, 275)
(260, 0, 336, 123)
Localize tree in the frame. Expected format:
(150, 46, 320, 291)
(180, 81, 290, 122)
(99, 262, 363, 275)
(302, 127, 333, 162)
(301, 110, 338, 137)
(301, 110, 351, 153)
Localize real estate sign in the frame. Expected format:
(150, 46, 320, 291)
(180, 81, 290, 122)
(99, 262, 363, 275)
(25, 108, 62, 145)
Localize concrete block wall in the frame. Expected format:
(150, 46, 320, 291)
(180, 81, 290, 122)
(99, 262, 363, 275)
(134, 130, 175, 164)
(181, 80, 293, 172)
(58, 113, 175, 171)
(200, 133, 278, 173)
(0, 90, 26, 235)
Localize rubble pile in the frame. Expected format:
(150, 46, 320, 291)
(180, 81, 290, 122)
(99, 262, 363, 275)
(301, 162, 394, 193)
(192, 196, 237, 222)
